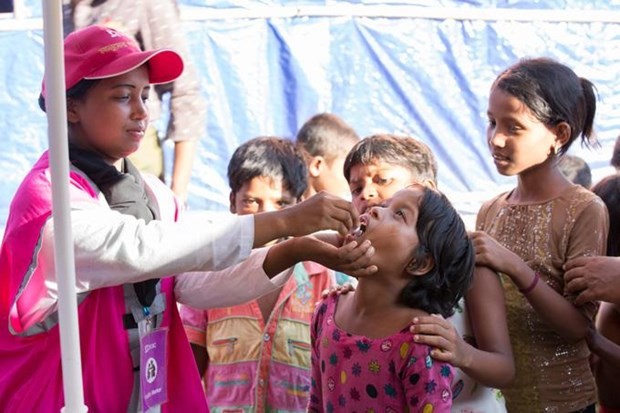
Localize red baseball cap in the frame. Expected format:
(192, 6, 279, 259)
(41, 25, 184, 98)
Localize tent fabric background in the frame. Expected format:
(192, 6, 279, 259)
(1, 0, 619, 234)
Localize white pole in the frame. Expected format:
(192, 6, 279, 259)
(41, 0, 87, 411)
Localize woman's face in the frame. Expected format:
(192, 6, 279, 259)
(67, 65, 151, 165)
(486, 87, 558, 177)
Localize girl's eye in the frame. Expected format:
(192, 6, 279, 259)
(116, 95, 130, 101)
(141, 95, 149, 102)
(277, 200, 292, 208)
(375, 177, 390, 185)
(350, 187, 362, 196)
(396, 210, 405, 218)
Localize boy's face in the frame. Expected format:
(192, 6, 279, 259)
(230, 176, 296, 216)
(67, 66, 151, 165)
(348, 160, 418, 214)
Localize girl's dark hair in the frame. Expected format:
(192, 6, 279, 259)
(591, 175, 620, 257)
(227, 136, 308, 200)
(343, 134, 437, 184)
(38, 78, 100, 113)
(492, 57, 597, 156)
(398, 187, 474, 318)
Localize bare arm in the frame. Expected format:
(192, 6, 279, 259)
(461, 266, 514, 386)
(170, 140, 197, 203)
(472, 231, 590, 342)
(588, 328, 620, 370)
(190, 343, 208, 378)
(589, 302, 620, 369)
(411, 265, 514, 388)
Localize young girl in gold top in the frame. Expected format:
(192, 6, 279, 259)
(471, 57, 608, 413)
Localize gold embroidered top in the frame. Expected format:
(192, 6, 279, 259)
(477, 184, 608, 413)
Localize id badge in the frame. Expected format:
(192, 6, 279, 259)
(139, 325, 168, 410)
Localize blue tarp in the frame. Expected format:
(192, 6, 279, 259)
(2, 1, 619, 232)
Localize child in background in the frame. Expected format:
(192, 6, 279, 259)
(296, 113, 360, 286)
(344, 134, 513, 412)
(571, 174, 620, 412)
(181, 137, 340, 412)
(296, 113, 360, 200)
(472, 57, 607, 412)
(559, 154, 592, 188)
(309, 185, 474, 412)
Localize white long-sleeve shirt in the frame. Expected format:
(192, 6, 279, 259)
(14, 171, 291, 331)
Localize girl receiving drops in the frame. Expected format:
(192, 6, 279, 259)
(308, 185, 474, 412)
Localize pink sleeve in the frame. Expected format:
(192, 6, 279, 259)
(179, 304, 208, 347)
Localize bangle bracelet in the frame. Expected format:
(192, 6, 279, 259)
(519, 271, 540, 295)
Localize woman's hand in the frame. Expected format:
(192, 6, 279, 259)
(330, 240, 377, 276)
(410, 314, 472, 368)
(262, 236, 375, 279)
(284, 191, 359, 237)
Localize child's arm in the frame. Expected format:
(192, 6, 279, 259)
(471, 230, 590, 341)
(589, 302, 620, 369)
(253, 191, 359, 246)
(411, 265, 514, 388)
(587, 324, 620, 370)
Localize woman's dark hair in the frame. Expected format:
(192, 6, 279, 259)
(227, 136, 308, 200)
(591, 174, 620, 257)
(397, 187, 474, 318)
(38, 78, 100, 113)
(343, 134, 437, 184)
(492, 57, 597, 156)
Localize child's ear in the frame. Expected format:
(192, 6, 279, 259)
(308, 156, 325, 178)
(421, 179, 437, 190)
(554, 122, 571, 148)
(66, 98, 80, 124)
(405, 254, 434, 276)
(229, 192, 237, 214)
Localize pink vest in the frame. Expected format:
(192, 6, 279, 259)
(0, 152, 207, 412)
